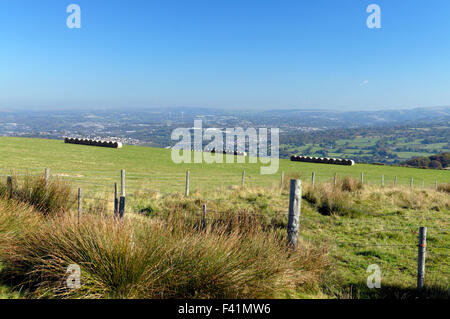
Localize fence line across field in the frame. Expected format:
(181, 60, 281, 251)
(167, 185, 448, 293)
(3, 168, 449, 294)
(63, 174, 448, 295)
(5, 168, 448, 223)
(1, 167, 447, 189)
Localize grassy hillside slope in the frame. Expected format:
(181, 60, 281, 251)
(0, 137, 448, 299)
(0, 137, 448, 195)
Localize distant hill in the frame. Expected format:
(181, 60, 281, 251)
(259, 106, 450, 128)
(401, 152, 450, 169)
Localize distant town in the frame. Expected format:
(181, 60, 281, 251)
(0, 107, 449, 164)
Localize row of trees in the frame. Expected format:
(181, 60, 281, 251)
(402, 152, 450, 169)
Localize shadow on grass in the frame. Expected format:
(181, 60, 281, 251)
(340, 282, 449, 299)
(0, 266, 34, 299)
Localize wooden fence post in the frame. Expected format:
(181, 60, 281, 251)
(394, 176, 397, 187)
(287, 179, 302, 248)
(119, 170, 126, 218)
(311, 172, 315, 189)
(241, 171, 245, 188)
(121, 169, 126, 197)
(185, 171, 190, 197)
(435, 180, 438, 190)
(334, 173, 337, 187)
(417, 226, 427, 296)
(114, 182, 118, 217)
(202, 204, 207, 229)
(410, 177, 414, 188)
(381, 175, 384, 187)
(281, 171, 285, 187)
(77, 188, 82, 224)
(45, 168, 50, 186)
(361, 172, 364, 184)
(119, 196, 126, 218)
(7, 176, 12, 199)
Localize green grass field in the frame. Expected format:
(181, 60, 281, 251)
(0, 137, 448, 299)
(0, 137, 448, 196)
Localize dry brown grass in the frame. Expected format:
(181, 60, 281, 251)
(0, 199, 42, 247)
(132, 186, 291, 234)
(339, 176, 363, 192)
(0, 174, 75, 216)
(282, 172, 303, 190)
(303, 181, 364, 217)
(352, 184, 450, 212)
(4, 174, 447, 299)
(437, 183, 450, 194)
(0, 194, 330, 299)
(302, 177, 450, 217)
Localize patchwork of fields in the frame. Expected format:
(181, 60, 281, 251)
(282, 135, 450, 164)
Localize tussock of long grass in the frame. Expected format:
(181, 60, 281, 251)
(437, 183, 450, 194)
(0, 174, 75, 216)
(339, 176, 363, 192)
(4, 175, 446, 299)
(0, 199, 42, 245)
(303, 180, 365, 217)
(0, 200, 329, 299)
(281, 172, 303, 190)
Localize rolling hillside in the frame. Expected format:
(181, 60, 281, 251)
(0, 137, 448, 196)
(0, 137, 449, 299)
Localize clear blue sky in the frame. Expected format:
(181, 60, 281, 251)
(1, 0, 450, 111)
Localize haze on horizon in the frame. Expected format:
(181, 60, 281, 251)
(1, 0, 450, 112)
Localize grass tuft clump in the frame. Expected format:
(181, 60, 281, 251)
(0, 174, 75, 216)
(339, 176, 363, 192)
(437, 183, 450, 193)
(282, 172, 303, 190)
(0, 199, 42, 246)
(0, 213, 329, 299)
(303, 183, 364, 217)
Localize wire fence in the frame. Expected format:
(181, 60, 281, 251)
(0, 166, 448, 193)
(1, 167, 449, 294)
